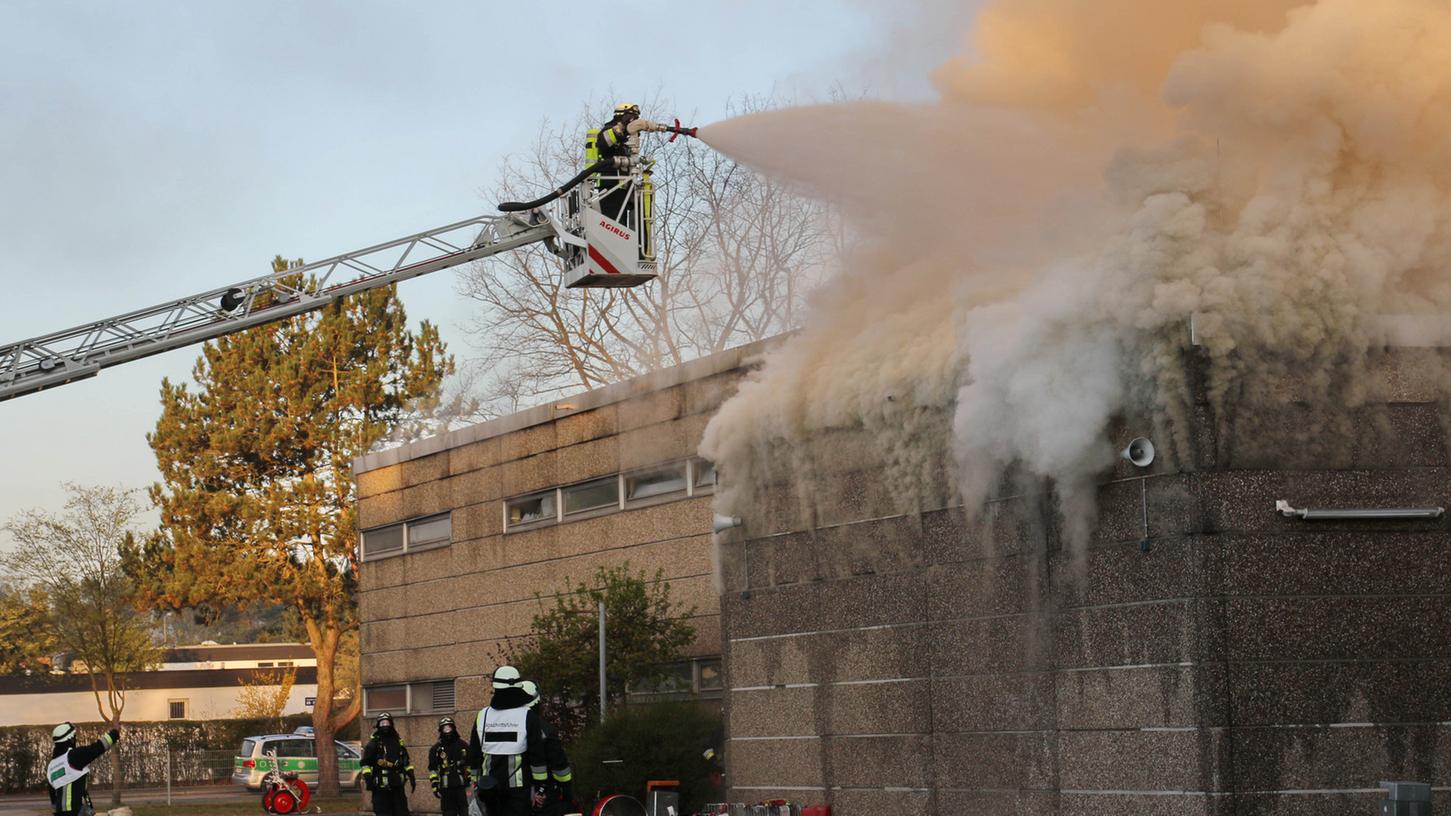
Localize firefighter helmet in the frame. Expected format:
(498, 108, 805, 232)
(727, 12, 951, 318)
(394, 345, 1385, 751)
(492, 665, 522, 689)
(521, 679, 539, 708)
(52, 722, 76, 743)
(613, 102, 641, 119)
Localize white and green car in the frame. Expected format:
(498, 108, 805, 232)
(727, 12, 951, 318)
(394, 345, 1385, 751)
(231, 729, 365, 791)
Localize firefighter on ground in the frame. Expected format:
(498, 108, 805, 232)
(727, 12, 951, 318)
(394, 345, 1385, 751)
(361, 712, 416, 816)
(46, 722, 118, 816)
(467, 665, 548, 816)
(428, 716, 471, 816)
(520, 680, 574, 815)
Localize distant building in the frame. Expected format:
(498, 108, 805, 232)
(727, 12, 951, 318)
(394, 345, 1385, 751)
(158, 642, 318, 671)
(7, 643, 319, 725)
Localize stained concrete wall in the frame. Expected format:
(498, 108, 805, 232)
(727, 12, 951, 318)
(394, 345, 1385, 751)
(718, 357, 1451, 815)
(353, 341, 769, 814)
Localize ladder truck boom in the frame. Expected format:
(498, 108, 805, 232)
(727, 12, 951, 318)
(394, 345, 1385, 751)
(0, 109, 701, 405)
(0, 212, 558, 402)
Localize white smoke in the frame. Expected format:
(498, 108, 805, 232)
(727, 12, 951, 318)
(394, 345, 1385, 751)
(700, 0, 1451, 555)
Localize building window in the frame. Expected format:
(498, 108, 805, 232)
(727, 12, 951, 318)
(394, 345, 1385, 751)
(361, 513, 452, 561)
(625, 463, 688, 504)
(258, 662, 274, 668)
(562, 477, 619, 516)
(365, 680, 456, 716)
(410, 679, 457, 714)
(698, 658, 723, 691)
(503, 457, 716, 534)
(690, 459, 717, 492)
(407, 514, 451, 550)
(364, 684, 407, 715)
(626, 657, 724, 699)
(361, 524, 404, 559)
(168, 699, 188, 719)
(506, 490, 557, 529)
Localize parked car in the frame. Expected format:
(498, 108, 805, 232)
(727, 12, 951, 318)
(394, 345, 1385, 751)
(232, 728, 364, 791)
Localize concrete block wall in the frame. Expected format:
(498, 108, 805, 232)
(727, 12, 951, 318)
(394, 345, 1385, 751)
(353, 342, 770, 815)
(718, 369, 1451, 814)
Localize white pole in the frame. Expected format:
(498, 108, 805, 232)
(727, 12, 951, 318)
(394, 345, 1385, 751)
(165, 749, 172, 806)
(598, 598, 607, 724)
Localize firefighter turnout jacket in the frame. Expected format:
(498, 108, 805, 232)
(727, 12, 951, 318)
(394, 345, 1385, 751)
(593, 118, 668, 164)
(466, 699, 548, 790)
(539, 718, 574, 802)
(361, 730, 415, 792)
(48, 730, 116, 816)
(429, 734, 470, 790)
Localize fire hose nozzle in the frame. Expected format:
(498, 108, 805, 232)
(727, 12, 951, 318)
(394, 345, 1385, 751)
(667, 118, 698, 142)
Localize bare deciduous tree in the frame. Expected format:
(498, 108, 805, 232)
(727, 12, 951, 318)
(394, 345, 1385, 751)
(234, 666, 298, 721)
(4, 483, 158, 806)
(457, 98, 835, 416)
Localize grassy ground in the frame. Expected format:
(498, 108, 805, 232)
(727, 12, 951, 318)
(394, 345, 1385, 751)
(122, 796, 362, 816)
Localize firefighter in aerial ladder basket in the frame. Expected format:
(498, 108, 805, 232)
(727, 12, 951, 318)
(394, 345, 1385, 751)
(589, 103, 669, 227)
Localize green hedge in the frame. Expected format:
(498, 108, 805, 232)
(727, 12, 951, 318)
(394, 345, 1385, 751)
(0, 714, 319, 793)
(571, 702, 723, 812)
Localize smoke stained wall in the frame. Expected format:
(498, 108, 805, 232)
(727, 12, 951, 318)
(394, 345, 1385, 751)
(700, 1, 1451, 813)
(700, 0, 1451, 554)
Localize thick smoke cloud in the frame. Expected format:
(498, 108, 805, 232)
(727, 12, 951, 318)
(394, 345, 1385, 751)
(700, 0, 1451, 556)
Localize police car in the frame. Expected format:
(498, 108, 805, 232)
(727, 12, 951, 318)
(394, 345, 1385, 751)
(231, 727, 365, 790)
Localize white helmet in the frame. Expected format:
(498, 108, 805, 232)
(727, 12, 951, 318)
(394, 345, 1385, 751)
(492, 665, 522, 690)
(52, 722, 76, 743)
(521, 680, 539, 708)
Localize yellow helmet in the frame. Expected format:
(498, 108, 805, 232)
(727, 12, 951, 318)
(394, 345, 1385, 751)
(613, 102, 641, 118)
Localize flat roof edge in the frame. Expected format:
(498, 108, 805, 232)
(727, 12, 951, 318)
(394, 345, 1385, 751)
(354, 336, 780, 474)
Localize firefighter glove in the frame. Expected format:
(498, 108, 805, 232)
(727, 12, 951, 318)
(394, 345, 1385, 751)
(107, 728, 120, 744)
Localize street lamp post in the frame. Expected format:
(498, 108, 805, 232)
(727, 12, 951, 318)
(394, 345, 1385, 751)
(567, 601, 610, 724)
(597, 598, 607, 724)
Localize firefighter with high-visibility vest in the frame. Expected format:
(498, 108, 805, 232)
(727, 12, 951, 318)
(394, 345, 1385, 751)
(467, 666, 548, 816)
(428, 716, 471, 816)
(46, 722, 118, 816)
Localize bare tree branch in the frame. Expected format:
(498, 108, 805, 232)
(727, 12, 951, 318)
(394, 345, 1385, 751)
(456, 95, 835, 417)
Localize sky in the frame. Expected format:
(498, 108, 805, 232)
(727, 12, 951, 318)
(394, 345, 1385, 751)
(0, 0, 975, 545)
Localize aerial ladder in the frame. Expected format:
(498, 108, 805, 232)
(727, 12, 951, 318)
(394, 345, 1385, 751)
(0, 117, 698, 403)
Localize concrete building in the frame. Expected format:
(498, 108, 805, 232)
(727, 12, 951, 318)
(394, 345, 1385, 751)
(0, 666, 319, 725)
(352, 341, 763, 810)
(158, 642, 317, 671)
(355, 337, 1451, 815)
(715, 350, 1451, 815)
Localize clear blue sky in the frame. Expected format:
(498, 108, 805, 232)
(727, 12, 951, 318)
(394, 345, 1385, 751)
(0, 0, 974, 543)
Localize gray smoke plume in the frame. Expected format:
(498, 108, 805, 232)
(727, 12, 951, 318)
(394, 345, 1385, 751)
(699, 0, 1451, 561)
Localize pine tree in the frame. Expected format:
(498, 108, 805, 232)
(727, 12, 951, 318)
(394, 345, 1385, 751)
(131, 257, 452, 796)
